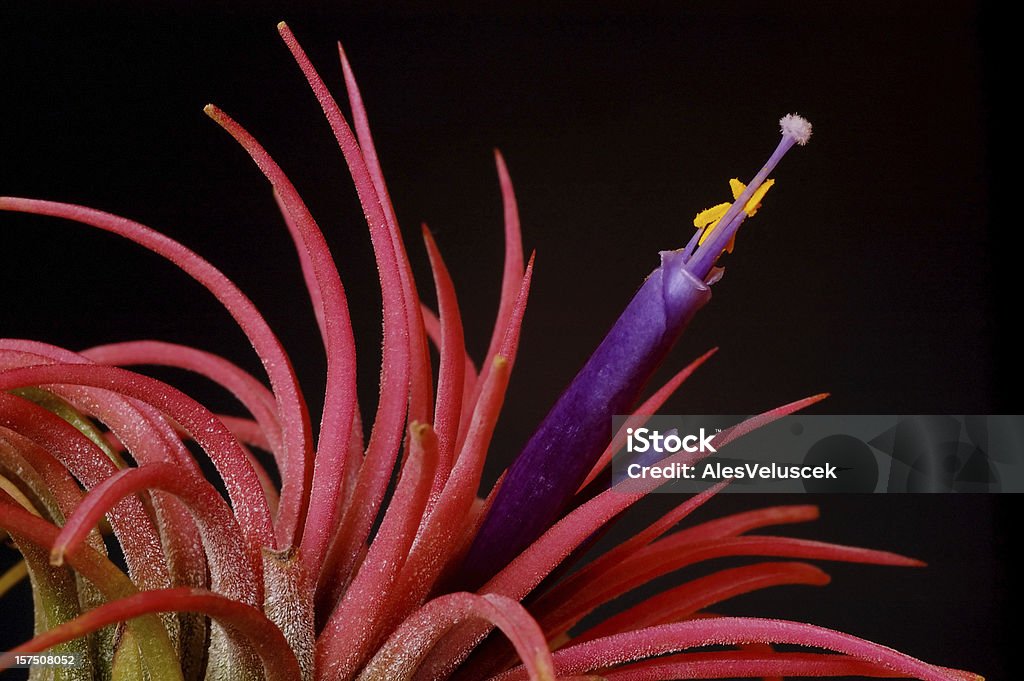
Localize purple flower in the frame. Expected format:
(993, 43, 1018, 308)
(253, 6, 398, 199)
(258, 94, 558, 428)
(462, 117, 811, 588)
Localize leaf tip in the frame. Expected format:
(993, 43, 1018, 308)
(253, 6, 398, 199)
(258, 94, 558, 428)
(49, 546, 66, 567)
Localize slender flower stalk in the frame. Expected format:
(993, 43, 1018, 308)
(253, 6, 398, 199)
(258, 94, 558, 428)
(0, 23, 980, 681)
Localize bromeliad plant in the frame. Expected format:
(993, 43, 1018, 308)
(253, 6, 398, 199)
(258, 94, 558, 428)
(0, 22, 979, 681)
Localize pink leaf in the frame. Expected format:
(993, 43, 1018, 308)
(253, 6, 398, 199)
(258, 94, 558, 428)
(494, 617, 977, 681)
(599, 651, 913, 679)
(314, 422, 439, 677)
(423, 226, 468, 495)
(336, 38, 434, 427)
(573, 562, 831, 643)
(538, 535, 923, 639)
(274, 26, 413, 587)
(354, 592, 554, 681)
(552, 504, 820, 612)
(51, 461, 261, 606)
(459, 150, 526, 445)
(0, 196, 311, 550)
(0, 363, 276, 553)
(83, 340, 285, 467)
(203, 103, 358, 561)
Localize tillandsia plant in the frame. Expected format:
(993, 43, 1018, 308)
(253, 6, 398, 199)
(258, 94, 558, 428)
(0, 22, 981, 681)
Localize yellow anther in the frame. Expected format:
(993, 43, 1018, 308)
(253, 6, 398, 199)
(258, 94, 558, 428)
(731, 177, 775, 216)
(693, 178, 776, 248)
(693, 202, 731, 231)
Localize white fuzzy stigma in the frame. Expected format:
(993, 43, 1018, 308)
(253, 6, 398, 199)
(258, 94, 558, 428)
(779, 113, 812, 145)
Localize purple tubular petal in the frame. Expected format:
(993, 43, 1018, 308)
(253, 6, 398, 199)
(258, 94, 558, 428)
(461, 250, 711, 587)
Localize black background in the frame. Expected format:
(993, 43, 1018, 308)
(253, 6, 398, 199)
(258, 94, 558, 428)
(0, 2, 1010, 679)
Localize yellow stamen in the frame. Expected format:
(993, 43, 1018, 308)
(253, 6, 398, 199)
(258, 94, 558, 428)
(693, 178, 776, 250)
(731, 177, 775, 216)
(693, 202, 731, 232)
